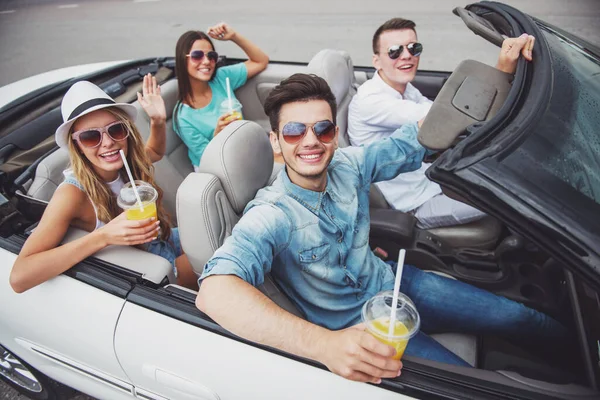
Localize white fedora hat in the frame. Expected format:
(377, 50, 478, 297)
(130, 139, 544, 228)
(55, 81, 137, 148)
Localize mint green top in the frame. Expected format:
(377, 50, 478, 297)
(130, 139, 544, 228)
(174, 63, 248, 166)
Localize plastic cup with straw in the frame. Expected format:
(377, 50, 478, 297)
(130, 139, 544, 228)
(220, 77, 242, 122)
(361, 248, 421, 360)
(116, 150, 159, 222)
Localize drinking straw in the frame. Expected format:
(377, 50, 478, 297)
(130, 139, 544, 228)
(226, 77, 233, 113)
(388, 249, 406, 337)
(119, 150, 144, 212)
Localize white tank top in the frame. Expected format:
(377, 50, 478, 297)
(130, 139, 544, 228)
(61, 169, 125, 230)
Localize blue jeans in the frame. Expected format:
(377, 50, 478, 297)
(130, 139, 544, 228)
(145, 227, 183, 277)
(393, 263, 569, 367)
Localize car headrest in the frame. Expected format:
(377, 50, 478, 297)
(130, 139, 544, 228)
(308, 49, 355, 106)
(418, 59, 512, 151)
(197, 120, 274, 214)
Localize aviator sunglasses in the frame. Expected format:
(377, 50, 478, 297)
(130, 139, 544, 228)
(71, 121, 129, 148)
(387, 42, 423, 59)
(186, 50, 219, 63)
(279, 120, 336, 144)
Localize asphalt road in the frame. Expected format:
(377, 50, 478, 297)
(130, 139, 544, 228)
(0, 0, 599, 87)
(0, 0, 599, 398)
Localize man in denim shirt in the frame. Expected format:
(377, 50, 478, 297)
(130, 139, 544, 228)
(197, 74, 568, 383)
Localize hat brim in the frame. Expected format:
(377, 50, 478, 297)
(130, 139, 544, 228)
(55, 103, 138, 148)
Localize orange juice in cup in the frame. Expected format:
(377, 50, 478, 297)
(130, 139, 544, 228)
(117, 181, 158, 221)
(362, 291, 420, 360)
(219, 99, 243, 123)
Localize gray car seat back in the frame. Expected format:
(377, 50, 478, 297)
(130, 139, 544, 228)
(307, 49, 357, 148)
(418, 59, 512, 151)
(177, 120, 302, 316)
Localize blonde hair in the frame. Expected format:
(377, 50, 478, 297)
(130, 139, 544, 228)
(67, 107, 172, 241)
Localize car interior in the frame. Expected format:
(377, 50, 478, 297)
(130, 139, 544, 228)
(1, 43, 598, 397)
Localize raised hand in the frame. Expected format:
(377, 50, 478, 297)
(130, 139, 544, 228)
(138, 73, 166, 124)
(207, 22, 236, 41)
(319, 323, 402, 384)
(496, 33, 536, 74)
(97, 212, 160, 247)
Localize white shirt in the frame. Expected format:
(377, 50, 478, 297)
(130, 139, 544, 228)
(348, 71, 442, 212)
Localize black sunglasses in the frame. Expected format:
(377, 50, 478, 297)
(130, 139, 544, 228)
(387, 42, 423, 59)
(280, 120, 336, 144)
(186, 50, 219, 63)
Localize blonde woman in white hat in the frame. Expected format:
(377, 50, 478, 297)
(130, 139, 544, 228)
(10, 75, 198, 292)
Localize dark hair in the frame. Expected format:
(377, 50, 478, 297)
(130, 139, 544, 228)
(263, 74, 337, 132)
(173, 30, 217, 131)
(372, 18, 416, 54)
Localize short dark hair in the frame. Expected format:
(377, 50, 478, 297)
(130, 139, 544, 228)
(263, 73, 337, 132)
(372, 18, 416, 54)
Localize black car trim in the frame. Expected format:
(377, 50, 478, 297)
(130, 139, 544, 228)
(434, 1, 547, 169)
(125, 285, 562, 399)
(566, 270, 598, 389)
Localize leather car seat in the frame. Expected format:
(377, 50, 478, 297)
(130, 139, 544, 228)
(177, 120, 303, 317)
(307, 49, 356, 148)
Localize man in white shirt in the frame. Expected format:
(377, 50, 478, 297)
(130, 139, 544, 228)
(348, 18, 534, 229)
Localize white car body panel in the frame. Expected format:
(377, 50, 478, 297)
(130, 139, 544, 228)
(115, 303, 411, 400)
(0, 247, 414, 399)
(0, 61, 129, 109)
(0, 248, 134, 399)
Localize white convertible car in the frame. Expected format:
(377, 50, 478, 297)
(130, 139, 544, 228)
(1, 2, 599, 399)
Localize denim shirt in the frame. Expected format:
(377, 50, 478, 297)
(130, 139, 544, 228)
(200, 122, 426, 330)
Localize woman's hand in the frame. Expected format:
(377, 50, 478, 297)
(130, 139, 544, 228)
(97, 212, 160, 247)
(138, 73, 166, 124)
(214, 112, 237, 136)
(207, 22, 236, 41)
(496, 34, 535, 74)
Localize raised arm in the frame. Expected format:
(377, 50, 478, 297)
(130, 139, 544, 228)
(196, 206, 401, 383)
(138, 74, 167, 162)
(10, 185, 159, 293)
(208, 23, 269, 79)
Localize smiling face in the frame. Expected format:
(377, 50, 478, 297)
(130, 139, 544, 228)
(373, 28, 420, 94)
(186, 39, 217, 83)
(270, 100, 338, 191)
(71, 109, 128, 181)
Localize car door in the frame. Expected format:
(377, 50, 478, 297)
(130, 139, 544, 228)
(424, 3, 600, 394)
(113, 285, 412, 400)
(0, 237, 136, 400)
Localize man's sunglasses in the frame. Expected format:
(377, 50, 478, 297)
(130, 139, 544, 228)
(387, 42, 423, 59)
(72, 121, 129, 148)
(186, 50, 219, 63)
(280, 120, 336, 144)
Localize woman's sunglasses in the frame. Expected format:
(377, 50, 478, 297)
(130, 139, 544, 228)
(186, 50, 219, 63)
(387, 42, 423, 59)
(72, 121, 129, 148)
(280, 120, 336, 144)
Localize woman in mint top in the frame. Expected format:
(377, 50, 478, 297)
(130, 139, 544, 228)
(173, 23, 269, 170)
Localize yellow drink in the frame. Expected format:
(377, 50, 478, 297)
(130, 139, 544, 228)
(125, 201, 157, 221)
(369, 318, 410, 360)
(225, 111, 242, 122)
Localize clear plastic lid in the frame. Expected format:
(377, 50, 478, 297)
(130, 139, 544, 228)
(361, 290, 420, 340)
(116, 180, 157, 209)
